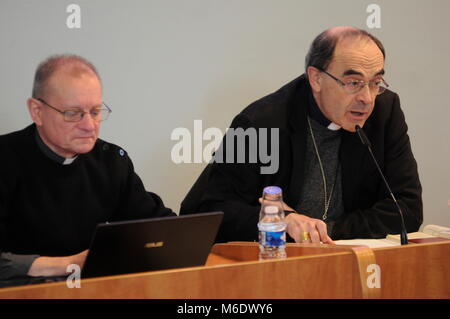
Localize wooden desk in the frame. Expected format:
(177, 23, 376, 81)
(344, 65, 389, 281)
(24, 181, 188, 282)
(0, 241, 448, 299)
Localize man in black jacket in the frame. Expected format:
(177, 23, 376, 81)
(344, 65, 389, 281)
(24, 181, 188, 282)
(189, 26, 422, 243)
(0, 55, 175, 286)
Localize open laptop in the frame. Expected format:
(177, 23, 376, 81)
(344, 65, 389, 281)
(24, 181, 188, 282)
(81, 211, 223, 279)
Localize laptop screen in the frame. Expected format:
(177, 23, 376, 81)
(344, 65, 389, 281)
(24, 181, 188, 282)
(82, 211, 223, 278)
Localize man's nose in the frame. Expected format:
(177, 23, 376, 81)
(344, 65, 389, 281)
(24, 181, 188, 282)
(356, 84, 375, 106)
(78, 112, 97, 131)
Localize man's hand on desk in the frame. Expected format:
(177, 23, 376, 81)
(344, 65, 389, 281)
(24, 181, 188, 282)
(27, 249, 88, 277)
(285, 213, 334, 244)
(259, 198, 334, 244)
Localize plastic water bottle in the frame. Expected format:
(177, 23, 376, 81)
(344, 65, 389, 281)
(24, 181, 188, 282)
(258, 186, 287, 260)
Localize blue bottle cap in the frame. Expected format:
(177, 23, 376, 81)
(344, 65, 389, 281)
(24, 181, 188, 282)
(263, 186, 282, 195)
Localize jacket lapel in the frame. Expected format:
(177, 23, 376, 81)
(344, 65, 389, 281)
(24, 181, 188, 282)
(285, 82, 309, 207)
(340, 126, 370, 211)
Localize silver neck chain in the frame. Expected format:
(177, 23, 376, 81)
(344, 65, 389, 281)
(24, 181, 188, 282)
(307, 116, 336, 221)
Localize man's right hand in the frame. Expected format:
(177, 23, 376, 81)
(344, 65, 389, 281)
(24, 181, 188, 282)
(285, 213, 334, 244)
(27, 250, 88, 277)
(259, 198, 334, 244)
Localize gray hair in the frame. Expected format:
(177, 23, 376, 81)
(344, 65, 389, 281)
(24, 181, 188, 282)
(31, 54, 101, 98)
(304, 27, 385, 77)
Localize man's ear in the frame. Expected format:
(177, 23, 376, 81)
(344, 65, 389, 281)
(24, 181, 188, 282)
(27, 98, 43, 126)
(307, 66, 322, 93)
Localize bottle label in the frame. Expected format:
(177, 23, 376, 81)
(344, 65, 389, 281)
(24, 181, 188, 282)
(260, 231, 286, 247)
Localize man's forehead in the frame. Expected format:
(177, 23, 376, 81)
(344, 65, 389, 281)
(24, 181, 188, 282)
(50, 66, 99, 82)
(44, 68, 102, 105)
(330, 37, 385, 76)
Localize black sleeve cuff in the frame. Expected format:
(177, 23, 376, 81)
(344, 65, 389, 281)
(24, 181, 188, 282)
(0, 252, 40, 280)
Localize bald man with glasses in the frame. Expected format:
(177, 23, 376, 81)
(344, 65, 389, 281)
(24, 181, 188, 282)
(187, 26, 422, 244)
(0, 55, 175, 287)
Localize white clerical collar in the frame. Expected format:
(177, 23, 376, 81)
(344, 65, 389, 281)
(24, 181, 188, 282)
(62, 156, 78, 165)
(327, 122, 342, 131)
(308, 90, 341, 131)
(35, 127, 78, 165)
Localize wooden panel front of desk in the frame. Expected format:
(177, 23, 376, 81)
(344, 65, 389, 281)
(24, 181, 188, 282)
(374, 241, 450, 298)
(0, 244, 366, 299)
(0, 241, 448, 299)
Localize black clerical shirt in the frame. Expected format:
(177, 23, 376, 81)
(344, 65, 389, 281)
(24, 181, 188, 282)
(0, 124, 175, 285)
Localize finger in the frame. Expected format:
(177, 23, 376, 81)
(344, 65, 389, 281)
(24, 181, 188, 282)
(323, 235, 335, 245)
(307, 226, 321, 243)
(286, 219, 305, 243)
(298, 231, 310, 243)
(316, 221, 332, 243)
(285, 214, 316, 243)
(316, 221, 334, 244)
(322, 232, 335, 244)
(287, 225, 304, 243)
(282, 202, 295, 212)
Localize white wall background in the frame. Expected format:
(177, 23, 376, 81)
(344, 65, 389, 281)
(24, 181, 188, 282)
(1, 0, 449, 228)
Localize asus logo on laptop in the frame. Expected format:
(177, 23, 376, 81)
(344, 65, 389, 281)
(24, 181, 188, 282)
(144, 241, 164, 248)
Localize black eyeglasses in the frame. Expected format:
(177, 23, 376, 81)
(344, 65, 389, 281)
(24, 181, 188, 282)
(319, 69, 389, 95)
(37, 98, 112, 122)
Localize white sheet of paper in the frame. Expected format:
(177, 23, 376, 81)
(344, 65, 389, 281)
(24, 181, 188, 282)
(334, 239, 400, 248)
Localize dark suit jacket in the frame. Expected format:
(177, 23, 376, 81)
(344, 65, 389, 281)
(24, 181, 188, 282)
(189, 74, 422, 242)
